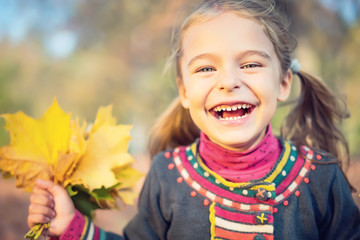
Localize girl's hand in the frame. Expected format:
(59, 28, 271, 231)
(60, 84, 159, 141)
(27, 180, 75, 237)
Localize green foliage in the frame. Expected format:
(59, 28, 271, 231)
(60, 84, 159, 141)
(66, 185, 103, 218)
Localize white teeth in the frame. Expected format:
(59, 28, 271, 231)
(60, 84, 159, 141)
(213, 104, 251, 112)
(220, 113, 249, 120)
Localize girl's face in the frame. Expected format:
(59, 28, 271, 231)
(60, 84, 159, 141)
(178, 12, 292, 152)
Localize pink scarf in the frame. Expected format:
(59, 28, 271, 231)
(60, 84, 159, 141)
(198, 126, 282, 182)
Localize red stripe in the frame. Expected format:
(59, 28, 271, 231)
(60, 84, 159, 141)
(251, 204, 261, 211)
(294, 175, 302, 185)
(214, 195, 223, 203)
(187, 177, 194, 185)
(275, 155, 304, 194)
(232, 202, 241, 210)
(93, 226, 100, 240)
(215, 227, 274, 240)
(303, 159, 311, 171)
(279, 160, 312, 200)
(282, 188, 292, 198)
(215, 205, 274, 224)
(199, 187, 208, 196)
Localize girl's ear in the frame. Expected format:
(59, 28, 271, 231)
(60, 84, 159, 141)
(177, 77, 190, 109)
(277, 69, 293, 102)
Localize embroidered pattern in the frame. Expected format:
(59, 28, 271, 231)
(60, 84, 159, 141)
(172, 140, 314, 240)
(210, 202, 274, 240)
(173, 149, 274, 212)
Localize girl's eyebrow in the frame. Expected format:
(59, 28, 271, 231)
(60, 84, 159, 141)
(242, 50, 272, 61)
(187, 53, 218, 67)
(187, 50, 272, 68)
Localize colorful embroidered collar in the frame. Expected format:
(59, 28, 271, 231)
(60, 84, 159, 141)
(199, 125, 282, 182)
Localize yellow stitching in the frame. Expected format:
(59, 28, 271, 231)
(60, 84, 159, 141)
(209, 201, 216, 240)
(265, 141, 291, 182)
(81, 216, 89, 239)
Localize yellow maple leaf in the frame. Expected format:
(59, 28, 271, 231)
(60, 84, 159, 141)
(90, 105, 116, 134)
(113, 166, 143, 205)
(0, 99, 84, 191)
(117, 189, 140, 205)
(54, 119, 87, 184)
(113, 165, 143, 189)
(65, 106, 134, 191)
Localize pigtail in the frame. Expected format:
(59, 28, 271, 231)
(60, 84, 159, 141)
(148, 97, 199, 159)
(281, 70, 349, 163)
(281, 70, 355, 192)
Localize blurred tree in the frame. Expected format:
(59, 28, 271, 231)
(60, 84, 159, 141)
(0, 0, 359, 155)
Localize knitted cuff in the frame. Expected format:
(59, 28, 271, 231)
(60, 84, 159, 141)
(59, 210, 86, 240)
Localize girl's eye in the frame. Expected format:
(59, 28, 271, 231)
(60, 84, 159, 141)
(197, 67, 215, 73)
(241, 63, 260, 69)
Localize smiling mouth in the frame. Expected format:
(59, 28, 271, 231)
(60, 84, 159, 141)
(210, 103, 254, 120)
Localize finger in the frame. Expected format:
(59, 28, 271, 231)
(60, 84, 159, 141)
(29, 204, 56, 219)
(27, 213, 51, 227)
(35, 180, 68, 199)
(33, 185, 52, 195)
(47, 184, 69, 198)
(35, 179, 54, 190)
(30, 193, 55, 208)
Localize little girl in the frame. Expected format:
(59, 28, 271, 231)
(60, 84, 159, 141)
(28, 0, 360, 239)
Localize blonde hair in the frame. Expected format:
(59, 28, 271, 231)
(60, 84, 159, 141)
(148, 0, 352, 191)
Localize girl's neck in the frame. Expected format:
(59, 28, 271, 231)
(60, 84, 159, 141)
(198, 125, 282, 182)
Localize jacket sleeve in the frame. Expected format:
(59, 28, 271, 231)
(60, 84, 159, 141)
(123, 156, 170, 240)
(319, 165, 360, 239)
(57, 210, 123, 240)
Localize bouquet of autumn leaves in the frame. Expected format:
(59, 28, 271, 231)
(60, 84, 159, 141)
(0, 99, 143, 239)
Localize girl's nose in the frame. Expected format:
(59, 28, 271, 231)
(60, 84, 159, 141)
(217, 68, 241, 91)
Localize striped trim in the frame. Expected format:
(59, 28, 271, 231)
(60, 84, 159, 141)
(275, 159, 312, 203)
(216, 217, 273, 234)
(214, 205, 273, 224)
(264, 141, 292, 183)
(269, 142, 298, 186)
(215, 228, 274, 240)
(99, 229, 106, 240)
(81, 216, 90, 239)
(210, 202, 274, 240)
(174, 149, 273, 212)
(86, 222, 94, 240)
(93, 226, 99, 240)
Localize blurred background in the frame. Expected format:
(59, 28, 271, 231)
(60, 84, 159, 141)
(0, 0, 359, 239)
